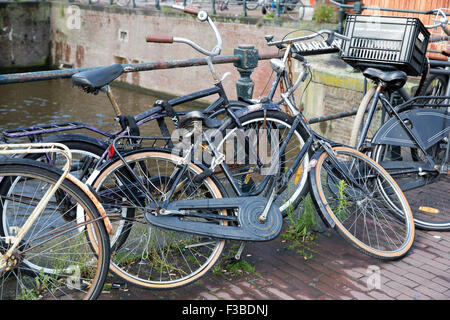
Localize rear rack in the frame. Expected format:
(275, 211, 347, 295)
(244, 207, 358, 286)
(2, 122, 112, 141)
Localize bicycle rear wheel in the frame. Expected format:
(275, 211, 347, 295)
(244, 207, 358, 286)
(0, 159, 110, 300)
(374, 143, 450, 230)
(216, 110, 310, 215)
(90, 148, 228, 289)
(310, 146, 414, 260)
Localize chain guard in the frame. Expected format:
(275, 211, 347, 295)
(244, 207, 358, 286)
(145, 196, 283, 242)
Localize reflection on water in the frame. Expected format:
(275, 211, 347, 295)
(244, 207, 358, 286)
(0, 79, 197, 140)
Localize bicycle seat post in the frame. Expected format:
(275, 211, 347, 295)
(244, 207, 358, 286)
(102, 85, 123, 117)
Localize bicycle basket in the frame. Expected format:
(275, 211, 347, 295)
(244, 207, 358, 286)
(340, 15, 430, 76)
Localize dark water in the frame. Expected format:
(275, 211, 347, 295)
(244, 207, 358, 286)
(0, 79, 196, 140)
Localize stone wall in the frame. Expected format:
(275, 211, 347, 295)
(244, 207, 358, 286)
(0, 2, 51, 72)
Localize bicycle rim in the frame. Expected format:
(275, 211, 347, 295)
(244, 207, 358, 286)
(311, 146, 414, 260)
(92, 150, 227, 289)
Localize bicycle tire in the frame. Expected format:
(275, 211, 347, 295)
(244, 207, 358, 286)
(285, 0, 305, 21)
(0, 159, 110, 300)
(216, 109, 311, 215)
(245, 0, 259, 10)
(89, 148, 229, 289)
(373, 144, 450, 231)
(310, 146, 415, 260)
(115, 0, 130, 7)
(349, 86, 377, 148)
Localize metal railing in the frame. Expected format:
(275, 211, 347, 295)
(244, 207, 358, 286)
(0, 45, 367, 124)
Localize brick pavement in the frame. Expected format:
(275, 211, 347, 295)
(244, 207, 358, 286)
(100, 225, 450, 301)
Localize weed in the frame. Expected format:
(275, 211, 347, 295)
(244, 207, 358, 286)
(336, 179, 350, 222)
(281, 195, 318, 259)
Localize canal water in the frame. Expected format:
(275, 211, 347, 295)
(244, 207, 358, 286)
(0, 79, 198, 140)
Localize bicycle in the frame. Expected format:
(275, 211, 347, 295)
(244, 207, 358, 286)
(0, 143, 111, 299)
(261, 0, 305, 21)
(85, 26, 414, 289)
(215, 0, 260, 12)
(344, 10, 450, 230)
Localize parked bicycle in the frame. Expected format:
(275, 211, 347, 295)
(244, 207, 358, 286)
(261, 0, 305, 21)
(84, 22, 415, 289)
(0, 143, 111, 299)
(215, 0, 260, 12)
(343, 10, 450, 230)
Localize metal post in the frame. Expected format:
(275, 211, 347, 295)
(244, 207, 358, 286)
(132, 0, 136, 8)
(243, 0, 247, 17)
(212, 0, 216, 15)
(276, 0, 280, 18)
(337, 0, 346, 33)
(233, 45, 259, 100)
(156, 0, 160, 10)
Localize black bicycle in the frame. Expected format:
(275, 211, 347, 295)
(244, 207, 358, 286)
(344, 11, 450, 230)
(85, 27, 415, 289)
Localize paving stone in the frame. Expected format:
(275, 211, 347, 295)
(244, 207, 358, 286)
(100, 229, 450, 301)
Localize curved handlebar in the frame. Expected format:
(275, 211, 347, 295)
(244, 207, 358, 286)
(425, 8, 449, 32)
(147, 5, 222, 57)
(266, 29, 350, 47)
(146, 35, 174, 43)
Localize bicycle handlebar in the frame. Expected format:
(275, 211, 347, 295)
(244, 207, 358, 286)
(146, 5, 222, 57)
(266, 29, 350, 47)
(424, 8, 449, 31)
(146, 35, 174, 43)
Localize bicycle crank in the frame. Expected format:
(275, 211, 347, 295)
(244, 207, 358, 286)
(145, 197, 283, 242)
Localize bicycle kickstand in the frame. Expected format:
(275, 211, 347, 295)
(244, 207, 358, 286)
(234, 241, 246, 260)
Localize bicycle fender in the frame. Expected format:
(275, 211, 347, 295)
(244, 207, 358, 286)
(372, 108, 450, 149)
(308, 147, 338, 229)
(234, 102, 282, 119)
(43, 133, 108, 150)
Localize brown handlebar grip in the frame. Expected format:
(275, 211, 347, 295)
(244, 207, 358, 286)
(145, 35, 174, 43)
(183, 6, 199, 15)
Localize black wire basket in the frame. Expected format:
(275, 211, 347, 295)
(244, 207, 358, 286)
(340, 15, 430, 76)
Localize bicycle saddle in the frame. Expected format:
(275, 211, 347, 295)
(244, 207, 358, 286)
(72, 64, 124, 93)
(362, 68, 407, 90)
(179, 110, 222, 129)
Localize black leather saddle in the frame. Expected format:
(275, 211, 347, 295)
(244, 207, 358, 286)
(72, 64, 124, 93)
(179, 110, 222, 129)
(363, 68, 407, 90)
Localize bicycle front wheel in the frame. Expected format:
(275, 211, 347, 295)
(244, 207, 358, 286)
(90, 149, 228, 289)
(310, 146, 414, 260)
(0, 159, 110, 300)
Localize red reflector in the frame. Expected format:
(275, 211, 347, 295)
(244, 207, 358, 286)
(107, 145, 115, 159)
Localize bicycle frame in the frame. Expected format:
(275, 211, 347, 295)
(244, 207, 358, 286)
(0, 143, 71, 269)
